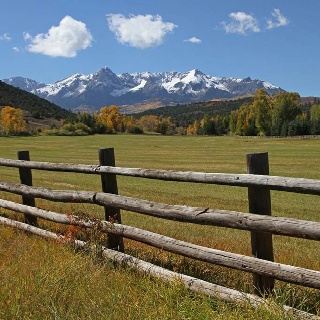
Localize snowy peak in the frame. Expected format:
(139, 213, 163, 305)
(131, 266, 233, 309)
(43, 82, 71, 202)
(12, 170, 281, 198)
(3, 67, 284, 110)
(182, 69, 205, 82)
(3, 77, 46, 92)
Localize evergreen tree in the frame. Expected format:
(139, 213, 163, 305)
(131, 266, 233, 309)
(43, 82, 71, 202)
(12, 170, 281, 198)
(201, 114, 216, 135)
(310, 119, 320, 135)
(271, 92, 301, 136)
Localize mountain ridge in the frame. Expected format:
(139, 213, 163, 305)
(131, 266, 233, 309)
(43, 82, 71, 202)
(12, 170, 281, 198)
(3, 67, 285, 111)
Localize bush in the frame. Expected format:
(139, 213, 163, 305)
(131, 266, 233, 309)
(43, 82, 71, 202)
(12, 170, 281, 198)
(126, 125, 144, 134)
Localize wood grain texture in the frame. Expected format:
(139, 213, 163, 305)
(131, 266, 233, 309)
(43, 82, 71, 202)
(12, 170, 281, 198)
(1, 181, 320, 240)
(0, 157, 319, 195)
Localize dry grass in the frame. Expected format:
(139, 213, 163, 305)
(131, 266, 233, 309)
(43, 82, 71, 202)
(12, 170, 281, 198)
(0, 227, 299, 320)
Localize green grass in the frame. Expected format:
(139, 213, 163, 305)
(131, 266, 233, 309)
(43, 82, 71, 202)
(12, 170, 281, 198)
(0, 134, 320, 319)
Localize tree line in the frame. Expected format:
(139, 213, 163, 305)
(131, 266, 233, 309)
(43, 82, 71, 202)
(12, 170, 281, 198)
(174, 89, 320, 136)
(0, 105, 175, 136)
(228, 89, 320, 136)
(1, 89, 320, 136)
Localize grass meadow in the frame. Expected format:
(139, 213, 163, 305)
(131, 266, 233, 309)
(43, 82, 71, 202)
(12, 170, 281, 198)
(0, 134, 320, 319)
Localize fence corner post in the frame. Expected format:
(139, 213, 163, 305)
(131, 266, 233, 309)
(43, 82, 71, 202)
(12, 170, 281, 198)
(246, 152, 274, 296)
(17, 150, 38, 226)
(99, 148, 124, 252)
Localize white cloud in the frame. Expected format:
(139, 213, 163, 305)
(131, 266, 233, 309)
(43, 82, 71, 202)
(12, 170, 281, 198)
(23, 32, 32, 40)
(25, 16, 93, 57)
(222, 12, 260, 35)
(107, 14, 177, 49)
(12, 47, 20, 52)
(267, 9, 289, 29)
(184, 37, 202, 44)
(0, 33, 12, 41)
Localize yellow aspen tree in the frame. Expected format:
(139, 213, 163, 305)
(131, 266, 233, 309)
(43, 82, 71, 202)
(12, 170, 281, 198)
(98, 105, 124, 133)
(186, 120, 199, 135)
(1, 106, 26, 134)
(154, 116, 174, 135)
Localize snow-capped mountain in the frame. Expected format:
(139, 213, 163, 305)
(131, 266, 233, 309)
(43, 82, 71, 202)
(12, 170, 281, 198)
(3, 67, 284, 110)
(4, 76, 46, 92)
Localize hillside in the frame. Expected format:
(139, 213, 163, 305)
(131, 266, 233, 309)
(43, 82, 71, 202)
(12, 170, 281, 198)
(0, 80, 75, 121)
(133, 97, 254, 127)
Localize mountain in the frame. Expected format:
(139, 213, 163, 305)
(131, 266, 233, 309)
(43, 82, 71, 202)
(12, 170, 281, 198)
(3, 76, 46, 92)
(3, 67, 284, 111)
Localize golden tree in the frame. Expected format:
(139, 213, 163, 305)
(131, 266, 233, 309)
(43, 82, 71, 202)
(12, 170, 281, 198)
(1, 106, 26, 134)
(98, 105, 124, 133)
(186, 120, 199, 135)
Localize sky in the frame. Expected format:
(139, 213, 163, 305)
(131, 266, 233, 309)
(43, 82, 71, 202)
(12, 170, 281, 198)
(1, 0, 319, 97)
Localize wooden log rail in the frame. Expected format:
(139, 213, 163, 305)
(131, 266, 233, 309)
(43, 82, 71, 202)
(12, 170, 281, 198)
(0, 157, 320, 195)
(1, 181, 320, 241)
(1, 198, 320, 290)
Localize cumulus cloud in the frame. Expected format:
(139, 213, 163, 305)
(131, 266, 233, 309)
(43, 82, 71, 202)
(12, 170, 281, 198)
(222, 12, 260, 35)
(25, 16, 93, 57)
(184, 37, 202, 44)
(0, 33, 12, 41)
(267, 9, 289, 29)
(107, 14, 176, 49)
(12, 47, 20, 52)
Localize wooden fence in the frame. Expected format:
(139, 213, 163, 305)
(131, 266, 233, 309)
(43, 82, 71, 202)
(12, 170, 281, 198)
(0, 148, 319, 319)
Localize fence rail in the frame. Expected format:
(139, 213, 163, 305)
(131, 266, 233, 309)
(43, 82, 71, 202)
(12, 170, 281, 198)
(1, 181, 320, 240)
(0, 158, 320, 195)
(0, 149, 319, 318)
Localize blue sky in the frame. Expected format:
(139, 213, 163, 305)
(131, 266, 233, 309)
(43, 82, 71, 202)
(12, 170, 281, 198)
(1, 0, 319, 97)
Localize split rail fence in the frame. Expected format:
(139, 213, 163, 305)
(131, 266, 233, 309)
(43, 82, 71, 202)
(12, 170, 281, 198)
(0, 148, 320, 318)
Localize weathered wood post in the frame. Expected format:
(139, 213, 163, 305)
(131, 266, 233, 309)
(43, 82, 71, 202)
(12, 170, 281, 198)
(246, 152, 274, 296)
(99, 148, 124, 252)
(17, 151, 38, 226)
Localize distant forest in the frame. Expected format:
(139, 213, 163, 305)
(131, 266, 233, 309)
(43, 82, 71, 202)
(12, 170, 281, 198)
(133, 97, 254, 127)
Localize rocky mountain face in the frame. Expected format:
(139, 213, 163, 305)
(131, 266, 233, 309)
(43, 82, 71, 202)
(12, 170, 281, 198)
(3, 67, 284, 111)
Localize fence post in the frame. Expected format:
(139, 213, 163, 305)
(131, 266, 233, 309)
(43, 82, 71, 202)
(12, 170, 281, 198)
(246, 152, 274, 296)
(17, 151, 38, 226)
(99, 148, 124, 252)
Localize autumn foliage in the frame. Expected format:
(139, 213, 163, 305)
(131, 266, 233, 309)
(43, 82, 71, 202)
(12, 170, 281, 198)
(71, 107, 174, 135)
(0, 106, 26, 134)
(98, 105, 124, 133)
(229, 89, 305, 136)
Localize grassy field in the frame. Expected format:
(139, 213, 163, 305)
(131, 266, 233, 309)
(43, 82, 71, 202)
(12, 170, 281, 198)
(0, 134, 320, 319)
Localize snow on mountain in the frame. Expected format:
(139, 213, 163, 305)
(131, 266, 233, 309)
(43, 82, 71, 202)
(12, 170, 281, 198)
(129, 79, 147, 92)
(2, 67, 284, 110)
(3, 76, 46, 92)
